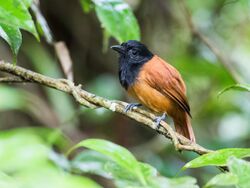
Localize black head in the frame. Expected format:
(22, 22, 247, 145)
(111, 40, 154, 89)
(111, 40, 153, 65)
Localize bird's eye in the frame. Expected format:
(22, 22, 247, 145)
(131, 49, 138, 56)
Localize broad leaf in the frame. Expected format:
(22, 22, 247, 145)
(0, 24, 21, 55)
(0, 0, 38, 37)
(71, 150, 113, 178)
(81, 0, 140, 43)
(204, 173, 238, 188)
(0, 131, 49, 172)
(0, 0, 38, 57)
(228, 157, 250, 188)
(0, 129, 102, 188)
(68, 139, 147, 185)
(183, 148, 250, 169)
(218, 84, 250, 97)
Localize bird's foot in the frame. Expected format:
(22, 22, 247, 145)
(124, 103, 142, 113)
(154, 113, 181, 151)
(154, 113, 167, 131)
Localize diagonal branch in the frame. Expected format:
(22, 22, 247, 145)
(178, 0, 244, 84)
(0, 61, 212, 155)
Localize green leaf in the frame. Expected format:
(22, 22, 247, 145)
(0, 172, 19, 188)
(104, 160, 143, 187)
(0, 24, 22, 55)
(0, 131, 49, 172)
(167, 177, 198, 188)
(71, 150, 113, 178)
(0, 129, 102, 188)
(183, 148, 250, 169)
(150, 176, 198, 188)
(80, 0, 93, 13)
(17, 166, 102, 188)
(22, 0, 34, 8)
(218, 84, 250, 97)
(228, 157, 250, 188)
(0, 0, 38, 38)
(89, 0, 140, 43)
(68, 138, 147, 186)
(204, 173, 238, 188)
(0, 0, 38, 57)
(138, 162, 158, 178)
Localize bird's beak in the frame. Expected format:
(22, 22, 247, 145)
(111, 45, 125, 55)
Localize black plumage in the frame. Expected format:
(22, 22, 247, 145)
(111, 40, 153, 89)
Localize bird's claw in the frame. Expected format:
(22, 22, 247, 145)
(154, 113, 167, 131)
(124, 103, 142, 113)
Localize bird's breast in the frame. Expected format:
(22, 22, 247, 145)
(128, 79, 175, 114)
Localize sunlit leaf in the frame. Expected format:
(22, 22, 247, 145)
(0, 24, 21, 55)
(183, 148, 250, 169)
(204, 173, 238, 188)
(218, 84, 250, 97)
(80, 0, 140, 43)
(228, 157, 250, 188)
(0, 0, 38, 57)
(0, 0, 38, 38)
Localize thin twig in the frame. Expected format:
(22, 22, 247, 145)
(178, 0, 244, 83)
(0, 61, 212, 155)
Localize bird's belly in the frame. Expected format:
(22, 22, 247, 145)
(128, 81, 174, 114)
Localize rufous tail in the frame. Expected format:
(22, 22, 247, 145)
(173, 112, 196, 142)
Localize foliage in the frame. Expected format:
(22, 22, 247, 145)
(2, 129, 250, 188)
(183, 148, 250, 169)
(0, 130, 198, 188)
(80, 0, 140, 43)
(218, 84, 250, 97)
(0, 0, 38, 57)
(1, 0, 250, 188)
(68, 138, 198, 188)
(202, 157, 250, 188)
(184, 150, 250, 188)
(0, 129, 101, 188)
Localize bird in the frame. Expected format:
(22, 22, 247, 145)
(111, 40, 195, 142)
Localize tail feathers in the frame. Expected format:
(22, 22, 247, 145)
(174, 113, 196, 142)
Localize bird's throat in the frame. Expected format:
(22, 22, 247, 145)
(118, 59, 143, 90)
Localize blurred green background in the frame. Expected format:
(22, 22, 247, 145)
(0, 0, 250, 187)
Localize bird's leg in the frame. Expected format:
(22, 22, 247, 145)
(124, 103, 142, 112)
(154, 113, 181, 151)
(154, 113, 166, 130)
